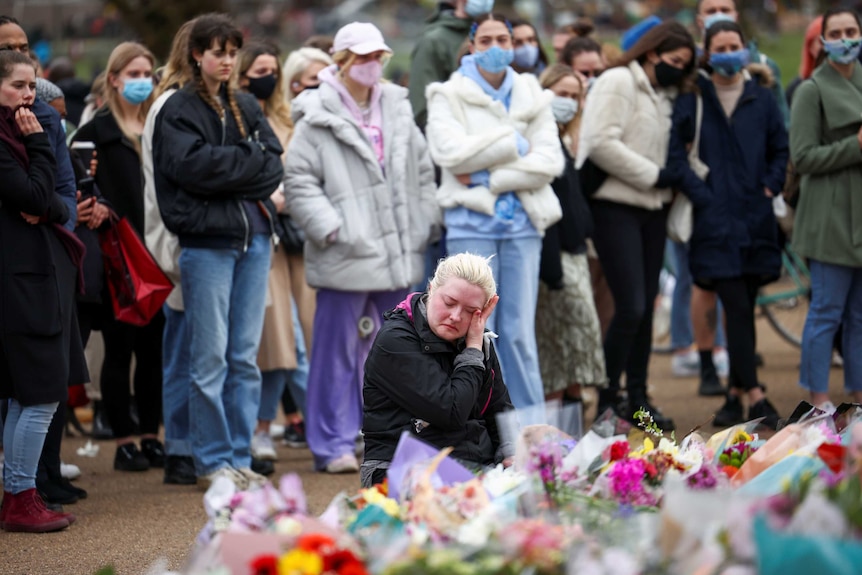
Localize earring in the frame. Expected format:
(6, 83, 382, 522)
(196, 61, 201, 68)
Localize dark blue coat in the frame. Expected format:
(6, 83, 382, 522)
(668, 72, 788, 287)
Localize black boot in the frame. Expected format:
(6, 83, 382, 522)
(141, 438, 166, 468)
(164, 455, 197, 485)
(748, 398, 780, 430)
(596, 389, 626, 420)
(91, 400, 114, 440)
(713, 393, 744, 427)
(698, 350, 725, 397)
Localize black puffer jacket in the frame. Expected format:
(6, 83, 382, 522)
(363, 292, 514, 465)
(153, 85, 284, 250)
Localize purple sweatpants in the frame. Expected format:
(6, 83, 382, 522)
(306, 288, 408, 469)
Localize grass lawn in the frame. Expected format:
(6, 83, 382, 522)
(757, 30, 806, 88)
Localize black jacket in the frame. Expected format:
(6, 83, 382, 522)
(73, 109, 145, 235)
(540, 146, 593, 288)
(0, 133, 80, 404)
(363, 293, 514, 465)
(153, 85, 284, 250)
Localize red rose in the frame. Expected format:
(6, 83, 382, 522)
(610, 441, 630, 461)
(249, 554, 278, 575)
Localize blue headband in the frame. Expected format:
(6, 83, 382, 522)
(469, 19, 514, 41)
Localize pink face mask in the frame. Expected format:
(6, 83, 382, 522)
(348, 60, 383, 87)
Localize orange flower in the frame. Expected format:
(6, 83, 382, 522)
(296, 533, 336, 554)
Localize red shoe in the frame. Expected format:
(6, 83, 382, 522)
(1, 488, 72, 532)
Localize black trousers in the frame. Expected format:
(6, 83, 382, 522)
(711, 275, 761, 392)
(590, 200, 669, 400)
(100, 308, 164, 438)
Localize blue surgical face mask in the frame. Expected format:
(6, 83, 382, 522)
(703, 12, 736, 31)
(474, 45, 514, 74)
(121, 77, 153, 105)
(821, 36, 862, 64)
(512, 44, 539, 69)
(465, 0, 495, 18)
(709, 48, 750, 77)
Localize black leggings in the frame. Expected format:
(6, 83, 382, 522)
(711, 275, 761, 392)
(100, 308, 164, 438)
(590, 201, 668, 399)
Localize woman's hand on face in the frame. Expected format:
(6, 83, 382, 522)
(466, 295, 499, 350)
(15, 107, 43, 136)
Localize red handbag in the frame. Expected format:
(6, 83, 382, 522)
(99, 214, 173, 326)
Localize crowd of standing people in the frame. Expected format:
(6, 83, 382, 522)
(1, 0, 861, 533)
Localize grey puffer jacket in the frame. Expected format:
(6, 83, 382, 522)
(284, 81, 440, 291)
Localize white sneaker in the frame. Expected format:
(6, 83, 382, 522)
(325, 453, 359, 474)
(197, 466, 248, 491)
(671, 348, 700, 377)
(235, 467, 269, 489)
(60, 462, 82, 480)
(816, 401, 837, 415)
(251, 432, 277, 461)
(714, 349, 730, 378)
(268, 423, 285, 438)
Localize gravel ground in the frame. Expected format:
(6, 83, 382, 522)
(1, 315, 850, 574)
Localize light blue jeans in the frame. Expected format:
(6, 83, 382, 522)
(446, 237, 544, 409)
(800, 259, 862, 393)
(179, 235, 272, 476)
(259, 297, 309, 421)
(669, 240, 726, 350)
(3, 400, 59, 493)
(162, 304, 191, 457)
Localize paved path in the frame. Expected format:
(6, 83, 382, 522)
(1, 315, 847, 574)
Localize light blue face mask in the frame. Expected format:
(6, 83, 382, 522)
(709, 48, 750, 77)
(703, 12, 736, 31)
(822, 36, 862, 64)
(465, 0, 495, 18)
(513, 44, 539, 69)
(474, 45, 514, 74)
(121, 77, 153, 105)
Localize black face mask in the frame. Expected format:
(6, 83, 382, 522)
(246, 73, 277, 100)
(654, 60, 687, 88)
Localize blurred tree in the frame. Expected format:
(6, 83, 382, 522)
(107, 0, 227, 60)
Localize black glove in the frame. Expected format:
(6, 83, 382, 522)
(656, 166, 683, 189)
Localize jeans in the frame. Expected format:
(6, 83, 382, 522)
(3, 401, 59, 494)
(259, 298, 309, 421)
(800, 259, 862, 393)
(162, 305, 191, 457)
(306, 288, 407, 469)
(446, 236, 544, 409)
(179, 235, 272, 475)
(669, 240, 726, 350)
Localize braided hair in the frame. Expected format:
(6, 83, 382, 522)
(188, 13, 246, 138)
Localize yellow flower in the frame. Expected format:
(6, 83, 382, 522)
(631, 437, 655, 458)
(278, 549, 323, 575)
(730, 430, 753, 445)
(362, 488, 401, 517)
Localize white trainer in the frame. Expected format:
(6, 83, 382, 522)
(325, 453, 359, 474)
(251, 431, 277, 461)
(60, 462, 82, 480)
(197, 466, 248, 491)
(671, 348, 700, 377)
(713, 348, 730, 378)
(235, 467, 269, 489)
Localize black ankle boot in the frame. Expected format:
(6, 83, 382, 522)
(91, 401, 114, 440)
(596, 389, 626, 420)
(164, 455, 197, 485)
(713, 394, 744, 427)
(698, 350, 725, 396)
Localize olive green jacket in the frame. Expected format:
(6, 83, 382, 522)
(790, 62, 862, 267)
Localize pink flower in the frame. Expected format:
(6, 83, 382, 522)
(607, 459, 656, 506)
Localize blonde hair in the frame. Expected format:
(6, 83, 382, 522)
(155, 18, 196, 98)
(105, 42, 156, 155)
(539, 64, 583, 157)
(236, 42, 292, 131)
(282, 47, 333, 102)
(429, 253, 497, 303)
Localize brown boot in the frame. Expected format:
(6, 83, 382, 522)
(1, 488, 73, 532)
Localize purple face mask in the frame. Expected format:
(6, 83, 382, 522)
(348, 60, 383, 87)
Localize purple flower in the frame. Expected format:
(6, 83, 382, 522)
(279, 473, 308, 514)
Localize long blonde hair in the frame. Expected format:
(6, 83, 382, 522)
(105, 42, 155, 155)
(236, 41, 292, 133)
(155, 18, 196, 98)
(539, 64, 583, 157)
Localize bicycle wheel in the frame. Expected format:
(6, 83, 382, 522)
(758, 247, 811, 348)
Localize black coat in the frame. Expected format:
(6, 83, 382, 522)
(153, 86, 284, 250)
(540, 145, 593, 288)
(73, 109, 145, 235)
(363, 293, 514, 465)
(0, 133, 82, 405)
